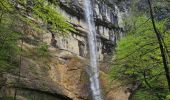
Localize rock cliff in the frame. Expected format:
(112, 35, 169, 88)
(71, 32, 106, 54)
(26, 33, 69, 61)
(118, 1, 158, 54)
(0, 0, 132, 100)
(51, 0, 129, 61)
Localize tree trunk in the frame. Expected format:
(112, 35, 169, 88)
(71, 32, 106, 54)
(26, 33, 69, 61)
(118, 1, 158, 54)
(14, 33, 23, 100)
(147, 0, 170, 91)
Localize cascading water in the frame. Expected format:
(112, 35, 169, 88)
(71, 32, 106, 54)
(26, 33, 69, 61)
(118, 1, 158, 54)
(84, 0, 103, 100)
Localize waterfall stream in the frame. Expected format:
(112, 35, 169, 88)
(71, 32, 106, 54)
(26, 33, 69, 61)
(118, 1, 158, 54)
(84, 0, 103, 100)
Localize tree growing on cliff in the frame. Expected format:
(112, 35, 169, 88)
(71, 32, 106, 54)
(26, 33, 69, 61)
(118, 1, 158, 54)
(0, 0, 74, 99)
(0, 0, 74, 71)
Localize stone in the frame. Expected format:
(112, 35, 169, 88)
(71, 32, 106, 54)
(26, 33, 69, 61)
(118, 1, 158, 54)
(0, 0, 132, 100)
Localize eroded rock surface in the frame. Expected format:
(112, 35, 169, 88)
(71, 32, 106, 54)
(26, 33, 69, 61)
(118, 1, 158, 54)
(0, 0, 132, 100)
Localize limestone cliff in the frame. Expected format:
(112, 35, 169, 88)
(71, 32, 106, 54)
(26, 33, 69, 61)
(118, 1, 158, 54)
(51, 0, 129, 61)
(0, 0, 132, 100)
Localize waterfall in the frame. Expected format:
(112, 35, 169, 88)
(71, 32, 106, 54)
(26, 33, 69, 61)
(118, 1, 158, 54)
(84, 0, 103, 100)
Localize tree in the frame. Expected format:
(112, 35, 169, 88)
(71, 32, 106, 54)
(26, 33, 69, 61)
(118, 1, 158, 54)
(147, 0, 170, 91)
(0, 0, 75, 99)
(110, 14, 170, 100)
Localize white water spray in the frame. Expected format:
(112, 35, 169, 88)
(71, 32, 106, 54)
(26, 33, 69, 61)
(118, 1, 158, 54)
(84, 0, 103, 100)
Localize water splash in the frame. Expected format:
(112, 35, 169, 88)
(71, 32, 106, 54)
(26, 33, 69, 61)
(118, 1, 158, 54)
(84, 0, 103, 100)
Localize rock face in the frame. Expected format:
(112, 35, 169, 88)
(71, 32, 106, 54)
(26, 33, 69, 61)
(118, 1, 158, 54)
(1, 53, 131, 100)
(0, 0, 131, 100)
(2, 55, 90, 100)
(46, 0, 129, 61)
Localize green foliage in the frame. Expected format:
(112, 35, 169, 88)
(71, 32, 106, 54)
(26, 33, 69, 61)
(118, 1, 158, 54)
(0, 1, 22, 72)
(166, 93, 170, 100)
(36, 43, 49, 57)
(131, 89, 159, 100)
(0, 0, 74, 73)
(32, 0, 75, 35)
(5, 96, 14, 100)
(110, 15, 170, 99)
(27, 96, 34, 100)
